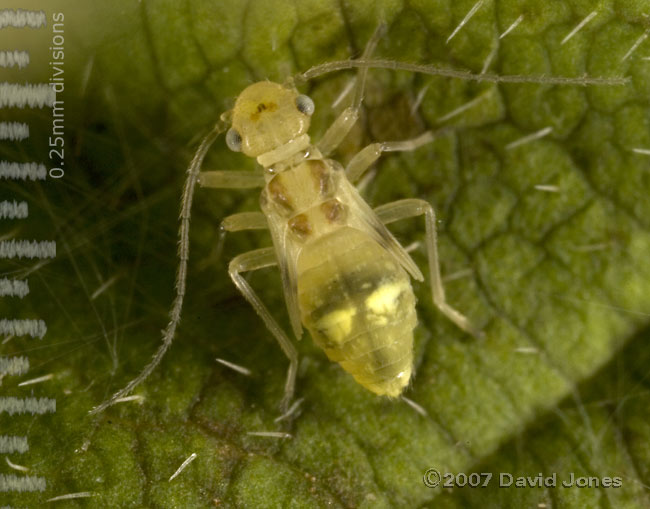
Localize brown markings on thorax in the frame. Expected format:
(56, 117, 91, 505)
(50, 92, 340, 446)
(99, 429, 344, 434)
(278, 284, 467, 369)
(288, 213, 312, 239)
(320, 199, 345, 223)
(267, 159, 348, 241)
(268, 176, 293, 213)
(267, 159, 335, 215)
(309, 159, 330, 196)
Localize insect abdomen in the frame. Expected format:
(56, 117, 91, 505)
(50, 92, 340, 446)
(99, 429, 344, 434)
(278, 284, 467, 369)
(297, 227, 417, 397)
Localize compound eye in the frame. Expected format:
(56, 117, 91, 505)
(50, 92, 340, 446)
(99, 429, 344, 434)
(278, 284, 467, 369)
(225, 128, 242, 152)
(296, 94, 315, 116)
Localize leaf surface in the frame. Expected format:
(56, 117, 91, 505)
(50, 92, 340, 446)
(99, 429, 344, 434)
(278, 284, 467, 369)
(2, 1, 650, 507)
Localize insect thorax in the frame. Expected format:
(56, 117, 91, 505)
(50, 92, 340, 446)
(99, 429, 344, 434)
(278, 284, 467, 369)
(260, 157, 348, 243)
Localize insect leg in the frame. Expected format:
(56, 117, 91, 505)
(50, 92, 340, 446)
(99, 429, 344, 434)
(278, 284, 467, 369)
(374, 198, 483, 338)
(198, 171, 267, 262)
(198, 170, 265, 189)
(315, 26, 384, 156)
(220, 211, 267, 232)
(345, 131, 435, 183)
(213, 211, 268, 263)
(229, 247, 299, 411)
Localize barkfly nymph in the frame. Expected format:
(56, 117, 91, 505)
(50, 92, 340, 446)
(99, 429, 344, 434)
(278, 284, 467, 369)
(90, 27, 627, 415)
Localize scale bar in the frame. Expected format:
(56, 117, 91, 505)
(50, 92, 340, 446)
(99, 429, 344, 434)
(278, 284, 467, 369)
(0, 122, 29, 140)
(0, 200, 28, 219)
(0, 319, 47, 339)
(0, 50, 30, 69)
(0, 9, 46, 29)
(0, 356, 29, 376)
(0, 161, 47, 180)
(0, 397, 56, 415)
(0, 473, 46, 492)
(0, 240, 56, 259)
(0, 435, 29, 454)
(0, 278, 29, 297)
(0, 83, 55, 108)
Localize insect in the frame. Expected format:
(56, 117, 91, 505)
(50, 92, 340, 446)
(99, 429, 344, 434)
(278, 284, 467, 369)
(89, 27, 626, 415)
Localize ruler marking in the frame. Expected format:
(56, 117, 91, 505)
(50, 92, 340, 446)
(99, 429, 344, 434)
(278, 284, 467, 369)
(0, 356, 29, 376)
(0, 319, 47, 339)
(0, 162, 47, 180)
(0, 9, 59, 501)
(0, 83, 55, 108)
(0, 50, 30, 69)
(0, 201, 29, 219)
(0, 240, 56, 259)
(0, 397, 56, 416)
(0, 9, 46, 29)
(0, 122, 29, 140)
(0, 473, 46, 492)
(0, 278, 29, 297)
(0, 435, 29, 454)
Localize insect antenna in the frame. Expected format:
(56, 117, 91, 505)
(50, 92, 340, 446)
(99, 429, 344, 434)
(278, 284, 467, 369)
(89, 121, 226, 415)
(294, 58, 629, 87)
(351, 23, 386, 109)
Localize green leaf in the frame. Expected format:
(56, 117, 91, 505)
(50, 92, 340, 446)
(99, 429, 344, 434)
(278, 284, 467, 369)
(2, 1, 650, 507)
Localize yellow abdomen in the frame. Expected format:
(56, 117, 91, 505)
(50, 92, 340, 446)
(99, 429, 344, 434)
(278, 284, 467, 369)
(297, 227, 417, 397)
